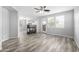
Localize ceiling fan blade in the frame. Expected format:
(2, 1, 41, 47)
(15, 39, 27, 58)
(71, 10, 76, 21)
(44, 6, 46, 8)
(36, 11, 40, 13)
(40, 6, 43, 10)
(34, 8, 40, 10)
(44, 9, 50, 12)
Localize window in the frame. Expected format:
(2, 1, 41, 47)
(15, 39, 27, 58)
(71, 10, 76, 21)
(56, 15, 64, 28)
(47, 15, 64, 28)
(48, 17, 55, 27)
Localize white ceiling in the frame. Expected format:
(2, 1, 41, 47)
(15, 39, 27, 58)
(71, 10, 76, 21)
(2, 6, 17, 12)
(13, 6, 76, 17)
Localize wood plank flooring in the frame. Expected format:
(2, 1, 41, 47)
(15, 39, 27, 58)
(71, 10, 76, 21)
(1, 33, 79, 52)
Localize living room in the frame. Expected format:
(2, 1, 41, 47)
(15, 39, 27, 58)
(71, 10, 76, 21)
(0, 6, 79, 52)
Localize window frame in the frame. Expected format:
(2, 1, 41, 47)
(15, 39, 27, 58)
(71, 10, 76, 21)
(47, 15, 65, 28)
(55, 15, 65, 28)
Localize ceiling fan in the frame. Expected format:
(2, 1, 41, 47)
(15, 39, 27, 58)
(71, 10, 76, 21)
(34, 6, 50, 13)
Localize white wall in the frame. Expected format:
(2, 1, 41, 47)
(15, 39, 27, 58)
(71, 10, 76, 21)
(74, 7, 79, 48)
(0, 7, 2, 50)
(39, 10, 74, 38)
(9, 11, 18, 38)
(2, 7, 9, 41)
(0, 6, 18, 50)
(2, 7, 18, 41)
(37, 17, 43, 33)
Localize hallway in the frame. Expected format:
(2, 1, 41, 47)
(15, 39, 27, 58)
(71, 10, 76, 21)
(1, 33, 79, 52)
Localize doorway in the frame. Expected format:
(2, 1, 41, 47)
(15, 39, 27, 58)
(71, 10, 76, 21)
(42, 21, 47, 33)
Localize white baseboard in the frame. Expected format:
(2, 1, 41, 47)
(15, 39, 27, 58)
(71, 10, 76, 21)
(2, 37, 18, 42)
(44, 33, 74, 39)
(2, 38, 9, 42)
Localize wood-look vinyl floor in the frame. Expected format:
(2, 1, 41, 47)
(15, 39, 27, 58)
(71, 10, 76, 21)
(1, 33, 79, 52)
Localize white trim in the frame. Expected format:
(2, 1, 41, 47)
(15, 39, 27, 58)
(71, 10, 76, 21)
(2, 37, 18, 42)
(45, 33, 74, 39)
